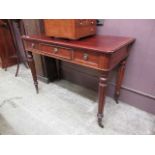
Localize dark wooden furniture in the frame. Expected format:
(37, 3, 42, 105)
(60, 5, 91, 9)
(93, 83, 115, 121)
(22, 34, 135, 128)
(0, 20, 17, 69)
(44, 19, 96, 40)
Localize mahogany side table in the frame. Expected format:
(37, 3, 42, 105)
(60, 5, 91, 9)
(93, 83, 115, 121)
(22, 35, 135, 128)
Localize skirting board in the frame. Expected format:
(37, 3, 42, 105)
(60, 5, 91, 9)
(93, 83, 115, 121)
(62, 64, 155, 114)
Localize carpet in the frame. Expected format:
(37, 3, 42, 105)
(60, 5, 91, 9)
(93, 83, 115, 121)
(0, 65, 155, 134)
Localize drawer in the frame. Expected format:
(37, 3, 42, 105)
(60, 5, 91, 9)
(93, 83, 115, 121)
(75, 24, 96, 39)
(73, 50, 99, 67)
(40, 44, 72, 60)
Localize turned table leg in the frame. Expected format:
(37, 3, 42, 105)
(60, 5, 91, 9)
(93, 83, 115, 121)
(114, 59, 127, 103)
(97, 72, 109, 128)
(27, 51, 39, 94)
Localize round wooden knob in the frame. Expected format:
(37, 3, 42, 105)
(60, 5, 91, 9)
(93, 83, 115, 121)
(83, 53, 88, 60)
(91, 21, 94, 24)
(53, 47, 58, 53)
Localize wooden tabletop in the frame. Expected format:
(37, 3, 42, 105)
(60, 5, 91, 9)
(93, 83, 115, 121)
(22, 35, 135, 54)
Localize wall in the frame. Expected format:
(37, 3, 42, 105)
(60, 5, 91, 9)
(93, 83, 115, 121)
(97, 19, 155, 114)
(62, 19, 155, 114)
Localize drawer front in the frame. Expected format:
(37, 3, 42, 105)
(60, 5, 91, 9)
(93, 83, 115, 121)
(40, 44, 72, 60)
(25, 41, 39, 50)
(76, 25, 96, 37)
(75, 20, 96, 39)
(73, 50, 99, 67)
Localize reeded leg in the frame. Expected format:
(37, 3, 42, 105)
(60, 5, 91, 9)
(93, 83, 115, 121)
(27, 51, 39, 94)
(114, 60, 126, 103)
(97, 72, 109, 128)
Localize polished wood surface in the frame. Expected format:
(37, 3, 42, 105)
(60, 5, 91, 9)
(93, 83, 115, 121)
(44, 19, 96, 40)
(23, 34, 134, 53)
(22, 34, 135, 128)
(23, 35, 134, 71)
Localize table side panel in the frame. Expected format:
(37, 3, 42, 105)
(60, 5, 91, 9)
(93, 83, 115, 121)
(99, 54, 111, 71)
(110, 46, 129, 69)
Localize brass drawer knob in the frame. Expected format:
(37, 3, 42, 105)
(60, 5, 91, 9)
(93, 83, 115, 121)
(53, 47, 58, 53)
(83, 53, 88, 60)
